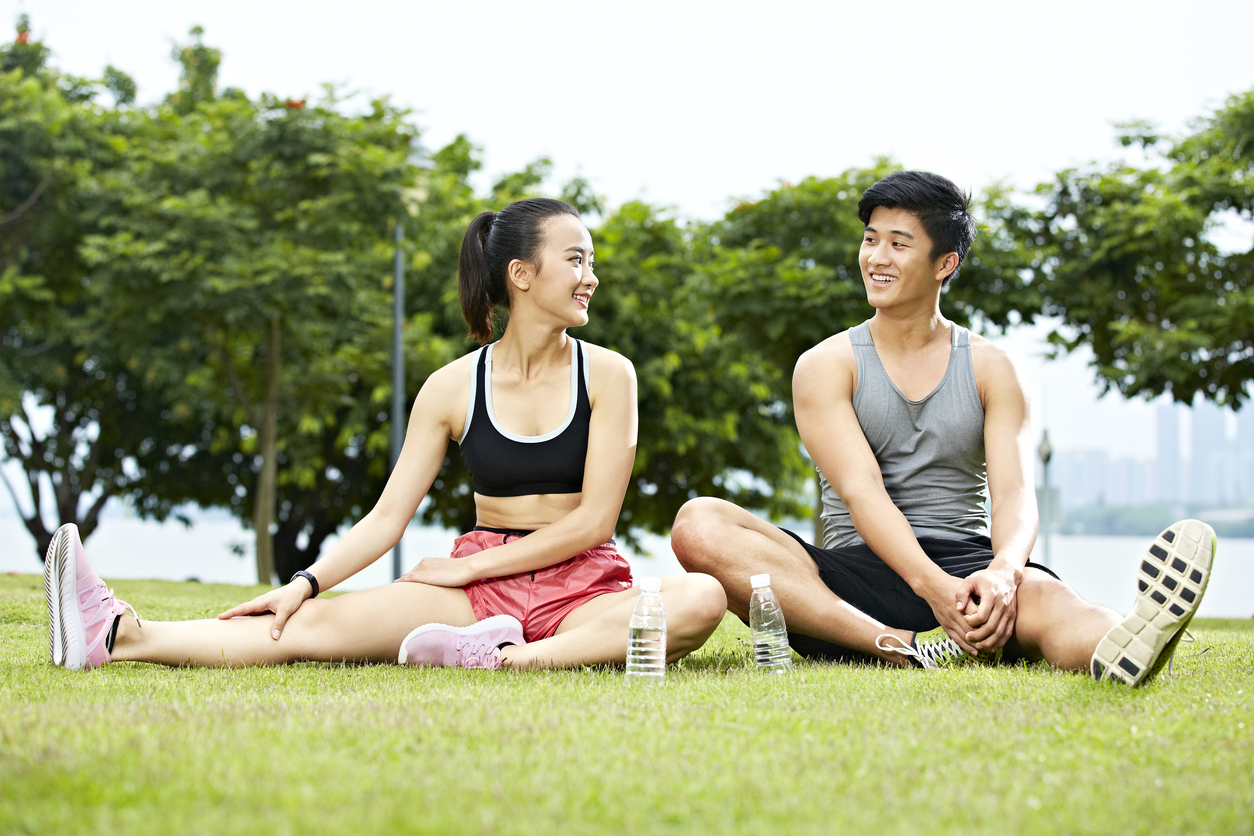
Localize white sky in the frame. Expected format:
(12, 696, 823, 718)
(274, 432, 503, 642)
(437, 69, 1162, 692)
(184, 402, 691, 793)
(6, 0, 1254, 462)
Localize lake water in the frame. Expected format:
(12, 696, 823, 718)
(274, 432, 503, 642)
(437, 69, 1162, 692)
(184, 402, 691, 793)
(2, 512, 1250, 619)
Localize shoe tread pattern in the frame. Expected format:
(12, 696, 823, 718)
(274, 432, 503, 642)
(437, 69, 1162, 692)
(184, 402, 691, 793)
(1091, 520, 1215, 687)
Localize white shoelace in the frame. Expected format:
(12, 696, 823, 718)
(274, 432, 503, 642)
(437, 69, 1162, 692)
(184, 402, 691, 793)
(877, 633, 942, 670)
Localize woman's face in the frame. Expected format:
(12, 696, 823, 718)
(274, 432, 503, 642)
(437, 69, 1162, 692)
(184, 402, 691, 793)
(524, 213, 598, 327)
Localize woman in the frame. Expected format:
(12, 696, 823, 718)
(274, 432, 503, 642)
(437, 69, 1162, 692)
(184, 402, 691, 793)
(45, 197, 727, 671)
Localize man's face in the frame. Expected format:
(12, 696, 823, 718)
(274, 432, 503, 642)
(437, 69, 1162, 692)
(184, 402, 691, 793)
(858, 206, 951, 307)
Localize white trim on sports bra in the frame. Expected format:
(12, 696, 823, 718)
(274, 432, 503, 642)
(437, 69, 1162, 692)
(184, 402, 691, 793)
(459, 338, 588, 445)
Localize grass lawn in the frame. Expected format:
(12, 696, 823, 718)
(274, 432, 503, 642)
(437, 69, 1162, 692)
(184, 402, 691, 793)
(2, 573, 1251, 835)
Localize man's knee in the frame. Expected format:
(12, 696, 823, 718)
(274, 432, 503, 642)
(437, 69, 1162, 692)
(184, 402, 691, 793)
(670, 497, 737, 570)
(1016, 567, 1077, 616)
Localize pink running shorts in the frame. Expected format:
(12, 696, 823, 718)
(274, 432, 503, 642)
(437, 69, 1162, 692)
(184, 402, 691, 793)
(452, 528, 634, 642)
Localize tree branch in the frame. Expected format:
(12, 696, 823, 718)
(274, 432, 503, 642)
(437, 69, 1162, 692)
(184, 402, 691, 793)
(81, 484, 115, 538)
(0, 167, 55, 226)
(0, 465, 32, 519)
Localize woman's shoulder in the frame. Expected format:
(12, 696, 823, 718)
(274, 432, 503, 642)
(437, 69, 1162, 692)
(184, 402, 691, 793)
(580, 340, 635, 381)
(413, 348, 481, 430)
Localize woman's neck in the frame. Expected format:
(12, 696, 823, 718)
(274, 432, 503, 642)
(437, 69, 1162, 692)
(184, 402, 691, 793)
(492, 319, 570, 380)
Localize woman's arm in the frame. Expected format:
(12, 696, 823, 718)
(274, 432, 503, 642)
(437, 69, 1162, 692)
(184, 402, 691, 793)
(403, 346, 638, 586)
(218, 358, 466, 634)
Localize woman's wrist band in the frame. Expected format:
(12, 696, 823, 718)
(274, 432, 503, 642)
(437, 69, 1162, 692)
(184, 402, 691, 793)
(291, 570, 319, 598)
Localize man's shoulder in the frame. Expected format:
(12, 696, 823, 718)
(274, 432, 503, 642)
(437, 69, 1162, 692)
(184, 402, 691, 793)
(967, 333, 1028, 404)
(799, 329, 856, 366)
(794, 330, 859, 402)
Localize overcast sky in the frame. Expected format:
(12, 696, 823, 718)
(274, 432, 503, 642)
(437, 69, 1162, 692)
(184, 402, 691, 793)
(6, 0, 1254, 461)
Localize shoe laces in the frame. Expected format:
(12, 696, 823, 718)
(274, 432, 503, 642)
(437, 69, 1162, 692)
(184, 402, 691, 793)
(455, 634, 501, 669)
(79, 580, 139, 642)
(876, 633, 936, 669)
(1167, 629, 1211, 683)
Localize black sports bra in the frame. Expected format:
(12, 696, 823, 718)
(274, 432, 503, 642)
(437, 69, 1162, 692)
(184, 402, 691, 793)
(458, 339, 591, 497)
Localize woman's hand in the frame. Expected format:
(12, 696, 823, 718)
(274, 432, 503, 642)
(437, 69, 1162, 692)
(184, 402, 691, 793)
(395, 557, 477, 588)
(217, 580, 313, 640)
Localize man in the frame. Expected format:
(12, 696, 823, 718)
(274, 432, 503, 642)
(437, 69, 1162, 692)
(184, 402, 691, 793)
(671, 171, 1214, 685)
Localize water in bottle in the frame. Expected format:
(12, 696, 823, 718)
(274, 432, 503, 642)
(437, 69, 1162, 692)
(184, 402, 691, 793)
(749, 573, 792, 672)
(625, 576, 666, 684)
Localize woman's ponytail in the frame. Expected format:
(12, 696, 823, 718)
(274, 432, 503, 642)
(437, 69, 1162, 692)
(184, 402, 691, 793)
(458, 211, 502, 345)
(455, 198, 579, 345)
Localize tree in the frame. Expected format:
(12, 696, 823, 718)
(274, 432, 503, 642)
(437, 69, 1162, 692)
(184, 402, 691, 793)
(1025, 90, 1254, 407)
(79, 28, 432, 582)
(0, 19, 221, 560)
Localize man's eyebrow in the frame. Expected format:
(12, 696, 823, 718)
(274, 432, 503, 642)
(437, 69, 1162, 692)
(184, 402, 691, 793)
(864, 225, 915, 239)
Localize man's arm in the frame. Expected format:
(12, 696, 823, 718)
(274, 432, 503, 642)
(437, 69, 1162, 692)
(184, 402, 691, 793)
(958, 339, 1039, 651)
(794, 337, 984, 654)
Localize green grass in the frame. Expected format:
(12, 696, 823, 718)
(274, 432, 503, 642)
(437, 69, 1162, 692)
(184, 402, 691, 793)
(2, 574, 1251, 835)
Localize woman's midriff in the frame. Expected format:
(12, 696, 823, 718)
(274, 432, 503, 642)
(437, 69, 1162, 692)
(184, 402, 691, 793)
(471, 492, 582, 531)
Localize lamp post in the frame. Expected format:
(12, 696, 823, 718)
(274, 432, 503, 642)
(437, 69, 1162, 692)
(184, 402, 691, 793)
(390, 217, 406, 581)
(1037, 429, 1054, 568)
(388, 141, 433, 582)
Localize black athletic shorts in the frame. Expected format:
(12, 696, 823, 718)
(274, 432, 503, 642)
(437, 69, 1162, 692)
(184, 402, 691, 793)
(779, 528, 1060, 663)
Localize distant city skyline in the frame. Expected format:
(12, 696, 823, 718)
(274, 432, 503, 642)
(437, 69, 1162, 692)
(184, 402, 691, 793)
(1043, 399, 1254, 511)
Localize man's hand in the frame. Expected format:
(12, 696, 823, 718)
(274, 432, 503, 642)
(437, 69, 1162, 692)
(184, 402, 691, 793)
(957, 565, 1023, 652)
(916, 573, 985, 655)
(394, 556, 477, 588)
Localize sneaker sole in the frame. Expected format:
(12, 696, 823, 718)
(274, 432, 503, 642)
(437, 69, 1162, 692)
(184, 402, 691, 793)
(44, 529, 65, 666)
(398, 614, 523, 665)
(1091, 519, 1215, 687)
(51, 524, 89, 671)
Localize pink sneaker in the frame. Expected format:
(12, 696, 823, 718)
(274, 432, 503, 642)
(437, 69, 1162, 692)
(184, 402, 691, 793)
(43, 523, 139, 670)
(398, 614, 524, 670)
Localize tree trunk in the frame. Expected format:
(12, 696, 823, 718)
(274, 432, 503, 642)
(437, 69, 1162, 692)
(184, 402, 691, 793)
(252, 315, 280, 585)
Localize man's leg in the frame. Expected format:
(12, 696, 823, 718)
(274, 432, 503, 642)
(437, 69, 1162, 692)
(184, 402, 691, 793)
(1005, 569, 1120, 670)
(670, 497, 914, 666)
(1010, 520, 1216, 684)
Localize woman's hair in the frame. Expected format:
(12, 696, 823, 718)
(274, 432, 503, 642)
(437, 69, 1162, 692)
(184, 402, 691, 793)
(458, 197, 580, 344)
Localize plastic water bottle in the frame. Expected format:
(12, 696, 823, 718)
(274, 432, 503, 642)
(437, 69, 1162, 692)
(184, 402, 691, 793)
(625, 576, 666, 684)
(749, 573, 792, 673)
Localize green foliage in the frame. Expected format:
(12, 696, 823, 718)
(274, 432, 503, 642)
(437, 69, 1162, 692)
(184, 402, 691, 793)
(0, 24, 220, 559)
(1026, 89, 1254, 406)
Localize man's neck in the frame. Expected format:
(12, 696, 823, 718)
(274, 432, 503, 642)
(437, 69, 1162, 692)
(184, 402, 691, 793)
(867, 307, 950, 353)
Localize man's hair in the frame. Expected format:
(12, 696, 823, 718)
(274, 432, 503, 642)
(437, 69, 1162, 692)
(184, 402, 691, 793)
(857, 171, 976, 287)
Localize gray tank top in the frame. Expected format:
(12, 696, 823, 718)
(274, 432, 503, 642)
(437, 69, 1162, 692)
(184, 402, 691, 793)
(819, 320, 989, 549)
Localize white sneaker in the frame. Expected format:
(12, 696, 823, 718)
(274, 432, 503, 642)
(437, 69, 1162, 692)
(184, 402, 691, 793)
(1091, 520, 1216, 687)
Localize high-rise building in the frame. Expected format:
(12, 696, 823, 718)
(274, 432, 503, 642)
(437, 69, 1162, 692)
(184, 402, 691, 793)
(1055, 449, 1109, 510)
(1190, 399, 1230, 506)
(1236, 406, 1254, 503)
(1156, 401, 1182, 503)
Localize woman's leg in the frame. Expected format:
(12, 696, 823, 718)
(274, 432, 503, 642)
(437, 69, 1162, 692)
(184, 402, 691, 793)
(499, 573, 728, 669)
(111, 583, 478, 667)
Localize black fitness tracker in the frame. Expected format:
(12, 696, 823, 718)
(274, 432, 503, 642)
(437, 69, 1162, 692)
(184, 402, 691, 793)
(291, 570, 320, 598)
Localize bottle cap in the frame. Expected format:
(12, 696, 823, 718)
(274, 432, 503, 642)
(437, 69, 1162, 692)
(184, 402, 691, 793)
(750, 573, 771, 589)
(639, 576, 662, 593)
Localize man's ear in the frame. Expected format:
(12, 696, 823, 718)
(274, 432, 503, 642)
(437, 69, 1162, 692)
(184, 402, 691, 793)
(934, 252, 960, 283)
(506, 258, 532, 293)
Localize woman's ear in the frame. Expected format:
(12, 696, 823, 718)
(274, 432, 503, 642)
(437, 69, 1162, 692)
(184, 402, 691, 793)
(506, 258, 532, 293)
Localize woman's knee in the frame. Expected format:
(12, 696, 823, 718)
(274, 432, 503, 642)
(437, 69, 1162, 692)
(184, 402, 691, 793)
(669, 573, 728, 636)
